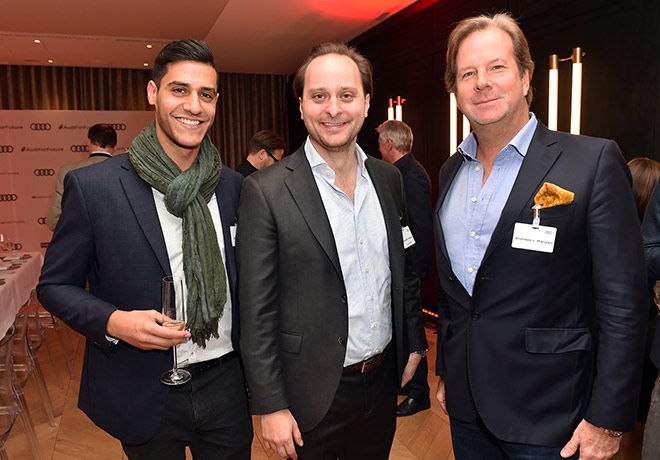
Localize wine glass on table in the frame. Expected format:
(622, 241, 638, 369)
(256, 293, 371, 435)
(160, 275, 191, 385)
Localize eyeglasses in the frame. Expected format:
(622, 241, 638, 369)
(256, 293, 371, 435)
(265, 149, 280, 162)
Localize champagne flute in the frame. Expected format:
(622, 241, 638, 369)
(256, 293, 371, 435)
(160, 275, 191, 385)
(0, 234, 9, 254)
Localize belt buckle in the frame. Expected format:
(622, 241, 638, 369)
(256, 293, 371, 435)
(361, 360, 367, 373)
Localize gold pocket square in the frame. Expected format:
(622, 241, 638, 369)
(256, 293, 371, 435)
(533, 182, 574, 208)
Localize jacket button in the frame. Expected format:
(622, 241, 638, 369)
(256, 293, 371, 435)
(341, 295, 347, 304)
(472, 312, 480, 320)
(338, 337, 346, 346)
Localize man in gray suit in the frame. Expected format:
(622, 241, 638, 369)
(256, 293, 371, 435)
(46, 123, 117, 230)
(237, 42, 427, 460)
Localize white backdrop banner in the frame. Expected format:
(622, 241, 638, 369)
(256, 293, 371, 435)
(0, 110, 154, 254)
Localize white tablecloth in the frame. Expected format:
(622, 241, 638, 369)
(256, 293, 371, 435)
(0, 252, 44, 337)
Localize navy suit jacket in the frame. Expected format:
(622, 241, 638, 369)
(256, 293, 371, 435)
(434, 123, 648, 446)
(394, 153, 433, 279)
(37, 153, 243, 444)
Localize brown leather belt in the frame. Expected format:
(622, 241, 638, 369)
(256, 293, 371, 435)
(343, 344, 390, 374)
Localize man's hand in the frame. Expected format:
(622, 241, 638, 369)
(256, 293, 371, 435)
(260, 409, 303, 459)
(106, 309, 190, 350)
(401, 352, 423, 387)
(436, 377, 447, 414)
(561, 419, 621, 459)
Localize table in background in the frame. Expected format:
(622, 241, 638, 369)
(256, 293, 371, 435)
(0, 252, 44, 337)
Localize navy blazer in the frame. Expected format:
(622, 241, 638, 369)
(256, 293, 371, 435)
(37, 154, 243, 444)
(394, 153, 433, 279)
(434, 123, 648, 446)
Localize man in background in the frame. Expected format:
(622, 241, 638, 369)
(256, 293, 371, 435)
(376, 120, 434, 417)
(434, 12, 647, 460)
(237, 42, 427, 459)
(46, 123, 116, 230)
(38, 39, 251, 459)
(235, 129, 286, 176)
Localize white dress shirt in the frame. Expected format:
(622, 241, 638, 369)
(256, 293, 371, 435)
(304, 137, 392, 366)
(152, 188, 233, 365)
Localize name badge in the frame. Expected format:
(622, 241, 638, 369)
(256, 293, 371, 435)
(230, 225, 237, 247)
(511, 222, 556, 253)
(402, 225, 415, 249)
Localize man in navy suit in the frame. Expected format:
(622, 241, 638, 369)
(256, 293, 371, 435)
(434, 12, 647, 460)
(376, 120, 434, 417)
(37, 40, 252, 459)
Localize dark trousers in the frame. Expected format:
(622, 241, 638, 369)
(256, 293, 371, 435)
(122, 353, 253, 460)
(407, 355, 430, 400)
(450, 416, 578, 460)
(294, 349, 398, 460)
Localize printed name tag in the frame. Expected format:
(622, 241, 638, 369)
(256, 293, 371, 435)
(511, 222, 556, 253)
(402, 225, 415, 249)
(230, 225, 237, 247)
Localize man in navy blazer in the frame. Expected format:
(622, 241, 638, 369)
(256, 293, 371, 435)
(37, 40, 252, 459)
(376, 120, 434, 417)
(434, 13, 647, 460)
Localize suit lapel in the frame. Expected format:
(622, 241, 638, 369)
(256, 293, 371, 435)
(435, 153, 464, 268)
(118, 156, 171, 276)
(284, 147, 343, 281)
(481, 124, 562, 264)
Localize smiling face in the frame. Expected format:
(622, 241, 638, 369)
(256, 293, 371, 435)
(454, 26, 530, 133)
(299, 53, 370, 158)
(146, 60, 218, 167)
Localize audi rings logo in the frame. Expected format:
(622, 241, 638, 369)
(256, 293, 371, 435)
(13, 243, 22, 251)
(108, 123, 126, 131)
(0, 145, 14, 153)
(30, 123, 52, 131)
(34, 168, 55, 176)
(70, 145, 88, 152)
(0, 194, 18, 202)
(37, 217, 47, 225)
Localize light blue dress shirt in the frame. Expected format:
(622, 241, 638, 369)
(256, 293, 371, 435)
(305, 137, 392, 366)
(440, 113, 538, 295)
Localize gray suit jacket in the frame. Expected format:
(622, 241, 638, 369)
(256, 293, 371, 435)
(237, 145, 426, 432)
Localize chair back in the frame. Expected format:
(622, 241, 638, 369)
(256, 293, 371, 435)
(0, 326, 18, 445)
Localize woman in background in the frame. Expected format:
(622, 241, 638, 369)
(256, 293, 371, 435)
(628, 157, 660, 426)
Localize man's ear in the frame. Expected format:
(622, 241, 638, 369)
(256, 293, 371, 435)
(147, 80, 158, 106)
(299, 97, 304, 120)
(364, 93, 370, 117)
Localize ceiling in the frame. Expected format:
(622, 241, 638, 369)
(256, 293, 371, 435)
(0, 0, 417, 75)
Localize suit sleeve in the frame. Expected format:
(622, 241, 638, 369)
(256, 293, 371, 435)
(583, 140, 648, 431)
(37, 171, 116, 353)
(236, 175, 289, 415)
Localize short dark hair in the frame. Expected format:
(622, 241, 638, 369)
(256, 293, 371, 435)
(153, 39, 217, 88)
(293, 42, 373, 100)
(88, 124, 117, 148)
(249, 130, 286, 155)
(445, 12, 535, 105)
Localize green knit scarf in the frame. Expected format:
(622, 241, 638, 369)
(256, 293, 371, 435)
(128, 122, 226, 347)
